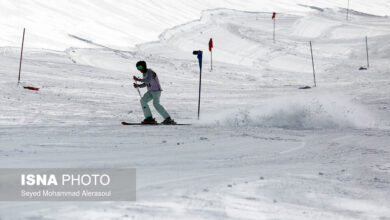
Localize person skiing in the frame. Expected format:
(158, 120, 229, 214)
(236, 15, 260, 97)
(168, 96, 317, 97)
(133, 61, 175, 125)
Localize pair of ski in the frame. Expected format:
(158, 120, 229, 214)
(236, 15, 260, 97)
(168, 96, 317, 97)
(121, 122, 190, 126)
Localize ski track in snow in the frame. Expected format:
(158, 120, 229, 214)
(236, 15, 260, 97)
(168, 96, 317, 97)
(0, 4, 390, 220)
(2, 0, 390, 50)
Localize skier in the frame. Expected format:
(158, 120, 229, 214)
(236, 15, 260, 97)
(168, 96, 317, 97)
(133, 61, 175, 125)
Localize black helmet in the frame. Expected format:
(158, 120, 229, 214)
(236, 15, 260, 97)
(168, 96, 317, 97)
(136, 61, 147, 71)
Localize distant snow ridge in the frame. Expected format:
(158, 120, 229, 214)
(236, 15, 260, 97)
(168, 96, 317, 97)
(202, 94, 375, 129)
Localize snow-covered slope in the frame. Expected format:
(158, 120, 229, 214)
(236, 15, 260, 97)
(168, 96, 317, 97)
(1, 2, 390, 220)
(1, 0, 390, 50)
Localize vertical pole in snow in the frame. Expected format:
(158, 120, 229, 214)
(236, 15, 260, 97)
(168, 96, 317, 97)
(272, 12, 276, 42)
(18, 28, 26, 86)
(198, 67, 202, 120)
(346, 0, 350, 20)
(193, 50, 203, 120)
(365, 36, 370, 68)
(273, 17, 276, 42)
(310, 41, 317, 87)
(210, 50, 213, 71)
(209, 38, 213, 71)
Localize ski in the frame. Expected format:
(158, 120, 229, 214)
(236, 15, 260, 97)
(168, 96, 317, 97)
(121, 122, 191, 126)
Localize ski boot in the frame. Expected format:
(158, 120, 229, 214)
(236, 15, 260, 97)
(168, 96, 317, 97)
(161, 117, 176, 125)
(141, 117, 157, 124)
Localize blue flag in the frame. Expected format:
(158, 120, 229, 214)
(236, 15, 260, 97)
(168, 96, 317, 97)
(193, 50, 203, 71)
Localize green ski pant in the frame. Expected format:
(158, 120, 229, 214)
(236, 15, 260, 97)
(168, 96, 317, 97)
(140, 91, 170, 119)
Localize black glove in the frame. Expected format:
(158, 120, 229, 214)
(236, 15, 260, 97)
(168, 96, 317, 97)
(133, 76, 141, 81)
(133, 83, 139, 88)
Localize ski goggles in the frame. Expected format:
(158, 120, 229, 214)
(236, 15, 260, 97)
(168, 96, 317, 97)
(137, 65, 144, 70)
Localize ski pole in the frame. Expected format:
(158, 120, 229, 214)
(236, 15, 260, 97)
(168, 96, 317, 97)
(133, 78, 142, 98)
(136, 87, 142, 98)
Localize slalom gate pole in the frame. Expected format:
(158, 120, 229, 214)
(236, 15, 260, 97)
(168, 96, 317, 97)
(346, 0, 350, 20)
(310, 41, 317, 87)
(18, 28, 26, 86)
(211, 50, 213, 71)
(198, 67, 202, 120)
(193, 50, 203, 120)
(273, 18, 275, 42)
(366, 36, 370, 68)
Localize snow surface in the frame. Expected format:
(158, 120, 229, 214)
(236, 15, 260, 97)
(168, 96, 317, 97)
(1, 1, 390, 219)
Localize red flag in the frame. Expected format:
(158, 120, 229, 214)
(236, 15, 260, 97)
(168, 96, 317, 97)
(23, 86, 39, 91)
(209, 38, 213, 52)
(272, 12, 276, 20)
